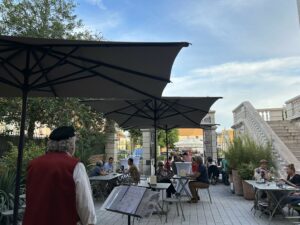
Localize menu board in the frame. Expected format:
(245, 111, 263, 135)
(103, 185, 159, 218)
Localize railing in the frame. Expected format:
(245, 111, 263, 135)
(232, 101, 300, 175)
(256, 108, 284, 121)
(286, 95, 300, 120)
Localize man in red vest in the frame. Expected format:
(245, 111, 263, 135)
(23, 126, 96, 225)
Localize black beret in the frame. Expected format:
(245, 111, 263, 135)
(49, 126, 75, 141)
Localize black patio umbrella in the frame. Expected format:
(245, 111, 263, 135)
(0, 35, 188, 224)
(82, 97, 221, 172)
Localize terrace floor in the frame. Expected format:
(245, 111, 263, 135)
(95, 184, 294, 225)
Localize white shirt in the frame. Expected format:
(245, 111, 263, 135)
(73, 162, 97, 225)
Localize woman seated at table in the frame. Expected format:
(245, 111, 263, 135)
(157, 161, 176, 198)
(281, 164, 300, 187)
(254, 159, 271, 181)
(89, 161, 107, 177)
(188, 156, 209, 203)
(280, 164, 300, 210)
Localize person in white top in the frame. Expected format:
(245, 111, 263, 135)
(23, 126, 96, 225)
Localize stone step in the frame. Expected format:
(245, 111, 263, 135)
(274, 133, 300, 137)
(279, 134, 300, 138)
(269, 125, 300, 130)
(286, 144, 300, 151)
(291, 151, 300, 156)
(273, 130, 300, 136)
(281, 140, 300, 145)
(271, 129, 300, 134)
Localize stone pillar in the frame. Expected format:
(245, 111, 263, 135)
(141, 129, 154, 175)
(105, 123, 118, 172)
(204, 127, 218, 160)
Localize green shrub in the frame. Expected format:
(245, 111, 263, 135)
(238, 163, 255, 180)
(0, 141, 45, 175)
(225, 135, 276, 173)
(0, 169, 17, 197)
(0, 141, 45, 196)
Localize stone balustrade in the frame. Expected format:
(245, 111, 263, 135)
(256, 108, 284, 122)
(285, 95, 300, 121)
(232, 101, 300, 175)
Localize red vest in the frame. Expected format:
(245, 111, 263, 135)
(23, 152, 79, 225)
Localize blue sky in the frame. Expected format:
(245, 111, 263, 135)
(76, 0, 300, 130)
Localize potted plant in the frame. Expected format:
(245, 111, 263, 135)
(238, 163, 255, 200)
(224, 136, 245, 196)
(225, 134, 277, 196)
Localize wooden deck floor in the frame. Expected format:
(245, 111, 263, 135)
(95, 184, 294, 225)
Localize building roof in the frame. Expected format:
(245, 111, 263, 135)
(178, 128, 203, 137)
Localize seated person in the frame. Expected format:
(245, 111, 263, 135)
(156, 161, 176, 198)
(254, 159, 271, 181)
(207, 157, 219, 184)
(89, 161, 107, 176)
(188, 156, 209, 203)
(103, 157, 114, 173)
(221, 158, 230, 185)
(164, 156, 172, 170)
(191, 157, 198, 173)
(171, 155, 182, 175)
(281, 163, 300, 187)
(116, 165, 125, 173)
(126, 158, 140, 184)
(182, 152, 191, 162)
(281, 164, 300, 209)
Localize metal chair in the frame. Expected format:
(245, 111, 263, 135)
(163, 193, 185, 223)
(196, 186, 212, 203)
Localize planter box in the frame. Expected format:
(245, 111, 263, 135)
(242, 180, 255, 200)
(229, 173, 233, 183)
(232, 169, 243, 196)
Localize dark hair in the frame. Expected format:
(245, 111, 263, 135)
(182, 152, 188, 156)
(109, 157, 113, 160)
(207, 157, 213, 163)
(96, 161, 103, 167)
(168, 156, 172, 160)
(128, 158, 133, 163)
(287, 164, 295, 173)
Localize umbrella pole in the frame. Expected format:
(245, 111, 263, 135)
(13, 91, 28, 225)
(165, 126, 169, 169)
(154, 99, 157, 174)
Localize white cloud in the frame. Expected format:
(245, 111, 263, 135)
(163, 57, 300, 130)
(172, 0, 261, 38)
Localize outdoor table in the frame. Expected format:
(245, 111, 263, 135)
(90, 173, 123, 199)
(138, 181, 171, 215)
(172, 175, 192, 198)
(245, 180, 299, 222)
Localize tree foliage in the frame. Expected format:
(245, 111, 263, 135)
(158, 129, 179, 148)
(0, 0, 107, 159)
(128, 128, 142, 147)
(0, 0, 102, 40)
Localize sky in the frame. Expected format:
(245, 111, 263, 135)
(76, 0, 300, 130)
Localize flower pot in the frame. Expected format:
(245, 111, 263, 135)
(242, 180, 255, 200)
(232, 169, 243, 196)
(229, 173, 233, 183)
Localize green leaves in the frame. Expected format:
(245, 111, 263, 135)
(158, 129, 179, 148)
(0, 0, 102, 40)
(225, 135, 276, 171)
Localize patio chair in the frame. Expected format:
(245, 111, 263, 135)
(163, 193, 185, 223)
(196, 186, 212, 203)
